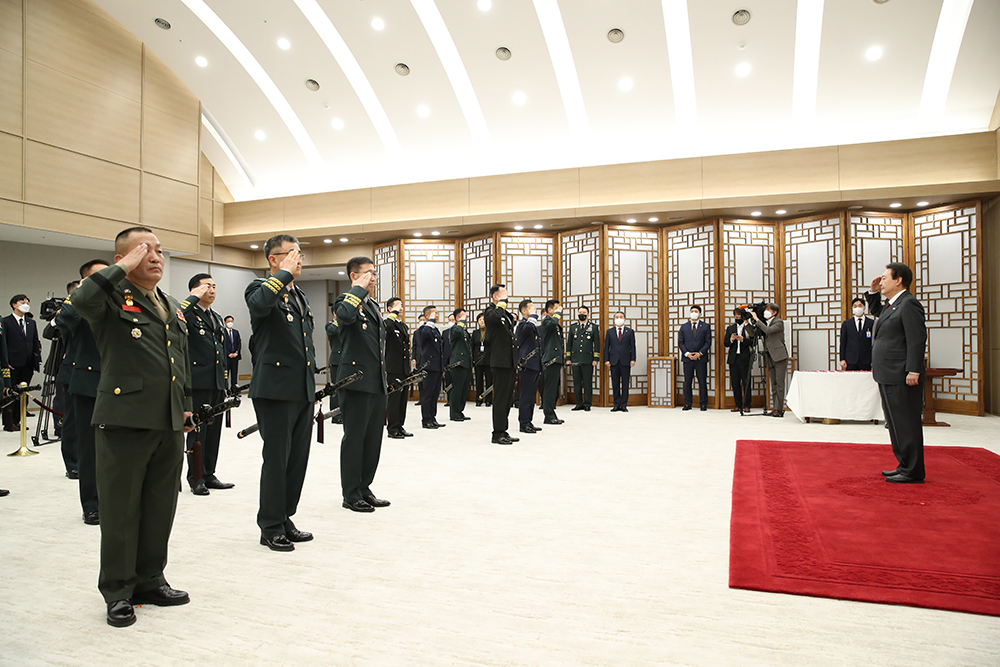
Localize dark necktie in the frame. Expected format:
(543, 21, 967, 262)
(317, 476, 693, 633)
(618, 328, 622, 341)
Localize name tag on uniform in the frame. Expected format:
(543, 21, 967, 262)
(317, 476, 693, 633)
(480, 345, 485, 352)
(122, 304, 141, 313)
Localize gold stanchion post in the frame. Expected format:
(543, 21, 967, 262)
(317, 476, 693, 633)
(8, 383, 39, 457)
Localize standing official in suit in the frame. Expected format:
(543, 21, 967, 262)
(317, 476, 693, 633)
(415, 306, 446, 429)
(384, 297, 413, 438)
(2, 295, 41, 432)
(724, 308, 755, 413)
(246, 235, 316, 552)
(325, 312, 344, 423)
(566, 305, 600, 411)
(223, 315, 242, 392)
(516, 299, 543, 434)
(679, 305, 712, 411)
(483, 285, 519, 445)
(867, 264, 927, 484)
(539, 299, 565, 425)
(840, 297, 874, 371)
(335, 257, 390, 512)
(750, 303, 788, 418)
(71, 227, 194, 628)
(604, 312, 636, 412)
(448, 308, 473, 422)
(472, 314, 491, 407)
(180, 274, 234, 496)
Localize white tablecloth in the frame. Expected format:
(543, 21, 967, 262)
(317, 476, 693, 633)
(784, 371, 884, 423)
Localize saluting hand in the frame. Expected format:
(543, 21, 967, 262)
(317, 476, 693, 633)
(352, 271, 376, 292)
(870, 276, 881, 294)
(279, 248, 303, 280)
(119, 242, 149, 272)
(189, 284, 211, 300)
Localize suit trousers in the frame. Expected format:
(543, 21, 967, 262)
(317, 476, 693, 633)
(518, 368, 540, 426)
(490, 368, 514, 437)
(879, 382, 925, 479)
(339, 390, 387, 502)
(683, 360, 709, 409)
(186, 388, 224, 485)
(610, 363, 631, 409)
(419, 370, 442, 424)
(2, 365, 34, 429)
(227, 358, 240, 390)
(72, 394, 98, 514)
(766, 355, 788, 412)
(449, 366, 471, 419)
(542, 365, 562, 419)
(729, 362, 752, 411)
(386, 372, 408, 432)
(59, 382, 78, 472)
(475, 365, 492, 405)
(252, 398, 313, 538)
(95, 425, 182, 603)
(572, 363, 594, 408)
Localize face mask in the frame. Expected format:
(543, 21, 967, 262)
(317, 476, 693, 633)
(690, 312, 700, 321)
(614, 318, 624, 327)
(853, 307, 865, 317)
(226, 322, 233, 329)
(427, 317, 436, 323)
(578, 314, 587, 321)
(393, 308, 401, 315)
(764, 311, 775, 320)
(17, 303, 30, 314)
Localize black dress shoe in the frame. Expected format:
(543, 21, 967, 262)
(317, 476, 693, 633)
(886, 474, 924, 484)
(0, 489, 9, 497)
(492, 435, 515, 445)
(387, 430, 406, 439)
(519, 425, 538, 434)
(107, 600, 135, 628)
(583, 406, 591, 411)
(204, 477, 235, 490)
(610, 407, 621, 412)
(422, 422, 439, 429)
(621, 407, 628, 412)
(191, 481, 210, 496)
(66, 470, 79, 480)
(571, 406, 584, 411)
(431, 420, 447, 428)
(881, 469, 901, 476)
(286, 527, 313, 542)
(83, 511, 100, 525)
(450, 417, 465, 422)
(131, 584, 190, 606)
(260, 534, 295, 551)
(700, 407, 707, 411)
(363, 494, 390, 508)
(682, 406, 692, 411)
(772, 411, 784, 418)
(343, 499, 376, 512)
(462, 415, 472, 421)
(543, 418, 564, 425)
(401, 429, 414, 437)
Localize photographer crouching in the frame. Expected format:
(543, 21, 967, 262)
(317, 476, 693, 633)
(748, 303, 788, 418)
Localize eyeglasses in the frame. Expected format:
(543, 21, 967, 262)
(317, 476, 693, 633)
(271, 251, 306, 261)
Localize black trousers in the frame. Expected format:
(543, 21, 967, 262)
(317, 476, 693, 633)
(252, 398, 313, 538)
(879, 382, 925, 479)
(542, 365, 561, 419)
(59, 381, 78, 472)
(227, 358, 240, 390)
(419, 370, 442, 424)
(449, 366, 471, 419)
(518, 368, 540, 426)
(2, 365, 34, 429)
(683, 360, 709, 409)
(386, 372, 408, 432)
(846, 361, 872, 371)
(572, 363, 594, 408)
(328, 364, 340, 412)
(490, 367, 514, 437)
(72, 393, 98, 514)
(729, 361, 752, 410)
(475, 365, 492, 405)
(339, 390, 387, 502)
(186, 388, 224, 486)
(610, 363, 631, 409)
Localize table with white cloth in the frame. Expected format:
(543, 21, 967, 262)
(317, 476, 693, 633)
(784, 370, 884, 423)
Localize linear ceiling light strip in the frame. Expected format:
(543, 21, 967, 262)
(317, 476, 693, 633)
(791, 0, 824, 125)
(532, 0, 588, 136)
(293, 0, 403, 156)
(661, 0, 698, 128)
(201, 112, 254, 190)
(918, 0, 975, 119)
(410, 0, 491, 147)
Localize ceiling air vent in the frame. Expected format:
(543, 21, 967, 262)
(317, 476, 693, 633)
(154, 18, 171, 30)
(495, 47, 511, 61)
(352, 237, 368, 242)
(732, 9, 751, 25)
(305, 79, 320, 91)
(668, 216, 684, 221)
(395, 63, 410, 76)
(607, 28, 624, 43)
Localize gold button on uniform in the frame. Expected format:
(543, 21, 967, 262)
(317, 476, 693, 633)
(275, 361, 280, 366)
(172, 376, 176, 381)
(171, 357, 174, 364)
(114, 388, 121, 395)
(167, 341, 171, 347)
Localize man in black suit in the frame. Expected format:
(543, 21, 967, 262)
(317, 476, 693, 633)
(515, 299, 543, 434)
(2, 294, 42, 431)
(840, 297, 874, 371)
(384, 297, 413, 439)
(866, 263, 927, 484)
(415, 305, 446, 429)
(223, 315, 242, 391)
(483, 285, 519, 445)
(724, 307, 755, 413)
(679, 305, 712, 411)
(604, 311, 636, 412)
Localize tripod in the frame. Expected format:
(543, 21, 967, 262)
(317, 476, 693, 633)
(32, 333, 64, 446)
(740, 322, 771, 417)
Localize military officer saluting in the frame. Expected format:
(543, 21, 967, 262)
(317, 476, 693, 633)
(70, 227, 194, 628)
(325, 311, 344, 424)
(179, 273, 235, 496)
(448, 308, 473, 422)
(384, 297, 413, 439)
(483, 285, 519, 445)
(566, 305, 601, 411)
(415, 305, 446, 429)
(539, 299, 565, 425)
(246, 234, 317, 552)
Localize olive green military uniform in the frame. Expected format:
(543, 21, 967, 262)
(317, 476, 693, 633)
(325, 319, 342, 416)
(539, 312, 565, 421)
(178, 294, 228, 487)
(69, 263, 192, 604)
(334, 286, 388, 503)
(566, 319, 601, 409)
(448, 320, 472, 420)
(245, 270, 317, 539)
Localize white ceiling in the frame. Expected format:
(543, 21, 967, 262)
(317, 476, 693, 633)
(92, 0, 1000, 202)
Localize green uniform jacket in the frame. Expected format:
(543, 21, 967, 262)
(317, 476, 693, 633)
(179, 294, 227, 391)
(333, 286, 387, 394)
(540, 312, 565, 366)
(245, 270, 317, 403)
(449, 320, 472, 369)
(69, 263, 193, 431)
(566, 320, 601, 364)
(325, 320, 342, 367)
(55, 302, 101, 398)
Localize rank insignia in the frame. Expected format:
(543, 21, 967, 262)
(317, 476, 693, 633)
(363, 322, 368, 330)
(287, 313, 295, 322)
(283, 293, 289, 304)
(176, 309, 187, 323)
(125, 295, 134, 307)
(199, 329, 206, 335)
(131, 328, 142, 339)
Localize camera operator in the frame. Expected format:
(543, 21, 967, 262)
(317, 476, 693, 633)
(749, 303, 788, 418)
(725, 307, 755, 413)
(43, 282, 80, 477)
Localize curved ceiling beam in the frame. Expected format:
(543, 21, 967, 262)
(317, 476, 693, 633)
(410, 0, 491, 148)
(179, 0, 325, 169)
(292, 0, 403, 156)
(919, 0, 975, 120)
(791, 0, 825, 126)
(201, 109, 254, 192)
(661, 0, 698, 128)
(532, 0, 588, 137)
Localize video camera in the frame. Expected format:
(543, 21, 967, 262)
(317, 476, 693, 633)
(39, 296, 65, 321)
(736, 301, 768, 322)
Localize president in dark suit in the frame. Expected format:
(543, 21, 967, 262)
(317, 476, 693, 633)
(840, 297, 873, 371)
(724, 308, 755, 412)
(223, 315, 242, 391)
(866, 263, 927, 484)
(604, 311, 636, 412)
(678, 305, 711, 411)
(2, 294, 42, 431)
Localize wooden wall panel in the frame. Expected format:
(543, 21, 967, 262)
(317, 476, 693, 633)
(200, 152, 213, 196)
(23, 203, 125, 239)
(469, 169, 578, 215)
(372, 179, 468, 221)
(199, 197, 212, 244)
(25, 140, 139, 221)
(26, 60, 141, 167)
(214, 171, 233, 203)
(840, 134, 998, 190)
(0, 49, 22, 136)
(704, 147, 840, 199)
(0, 198, 24, 226)
(141, 172, 198, 234)
(284, 189, 370, 229)
(142, 104, 199, 184)
(146, 227, 198, 255)
(0, 130, 22, 201)
(142, 48, 200, 122)
(213, 200, 224, 237)
(579, 158, 702, 207)
(224, 199, 284, 236)
(211, 244, 257, 268)
(0, 0, 23, 56)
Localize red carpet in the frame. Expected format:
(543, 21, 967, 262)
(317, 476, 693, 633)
(729, 440, 1000, 616)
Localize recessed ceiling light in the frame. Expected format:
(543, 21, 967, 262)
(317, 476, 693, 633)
(417, 104, 430, 118)
(512, 91, 527, 105)
(254, 130, 266, 140)
(591, 221, 602, 225)
(339, 237, 349, 242)
(371, 17, 385, 31)
(751, 211, 762, 216)
(395, 63, 410, 76)
(323, 239, 332, 244)
(331, 118, 344, 130)
(338, 271, 345, 275)
(889, 202, 902, 208)
(514, 225, 524, 230)
(277, 38, 291, 50)
(250, 244, 259, 249)
(607, 28, 625, 43)
(478, 0, 492, 10)
(775, 209, 786, 215)
(917, 201, 929, 206)
(495, 47, 512, 61)
(618, 77, 634, 92)
(304, 79, 320, 91)
(626, 218, 636, 223)
(865, 46, 883, 61)
(732, 9, 752, 25)
(533, 224, 543, 229)
(648, 217, 659, 222)
(735, 62, 751, 77)
(154, 18, 171, 30)
(413, 232, 422, 237)
(195, 56, 208, 67)
(431, 231, 440, 236)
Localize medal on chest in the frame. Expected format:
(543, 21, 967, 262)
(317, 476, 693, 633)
(131, 328, 141, 339)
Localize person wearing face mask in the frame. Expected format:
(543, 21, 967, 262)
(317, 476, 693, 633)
(604, 312, 636, 412)
(415, 305, 446, 429)
(2, 294, 42, 432)
(222, 315, 242, 393)
(448, 308, 473, 422)
(679, 305, 712, 411)
(515, 299, 544, 433)
(472, 315, 492, 408)
(839, 298, 874, 371)
(724, 307, 756, 413)
(384, 297, 413, 439)
(750, 303, 789, 417)
(566, 305, 600, 411)
(483, 285, 519, 444)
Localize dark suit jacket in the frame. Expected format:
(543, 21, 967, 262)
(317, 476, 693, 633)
(384, 315, 410, 376)
(2, 314, 41, 369)
(839, 316, 874, 366)
(866, 290, 926, 385)
(223, 326, 242, 360)
(679, 320, 711, 364)
(415, 322, 445, 373)
(516, 318, 542, 372)
(604, 326, 636, 367)
(724, 322, 754, 366)
(483, 302, 518, 369)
